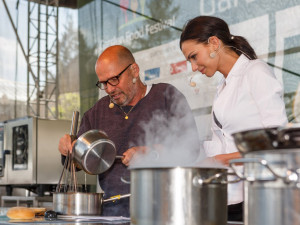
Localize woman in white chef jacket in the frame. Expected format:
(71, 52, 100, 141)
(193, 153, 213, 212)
(180, 16, 288, 221)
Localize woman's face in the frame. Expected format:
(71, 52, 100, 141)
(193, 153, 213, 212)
(181, 39, 218, 77)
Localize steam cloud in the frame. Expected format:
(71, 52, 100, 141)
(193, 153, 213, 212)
(129, 87, 224, 169)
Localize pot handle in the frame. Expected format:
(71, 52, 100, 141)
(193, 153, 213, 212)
(277, 124, 300, 145)
(193, 172, 241, 187)
(226, 172, 242, 184)
(229, 158, 298, 183)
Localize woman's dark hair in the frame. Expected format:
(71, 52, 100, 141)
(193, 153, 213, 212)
(180, 16, 257, 60)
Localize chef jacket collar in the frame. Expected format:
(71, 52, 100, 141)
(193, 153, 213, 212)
(217, 54, 250, 95)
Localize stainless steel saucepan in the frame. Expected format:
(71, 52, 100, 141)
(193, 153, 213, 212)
(53, 192, 130, 216)
(73, 129, 123, 175)
(232, 124, 300, 154)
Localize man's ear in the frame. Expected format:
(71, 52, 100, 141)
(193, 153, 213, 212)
(131, 63, 140, 77)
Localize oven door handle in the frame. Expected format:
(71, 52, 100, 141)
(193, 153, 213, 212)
(2, 149, 11, 169)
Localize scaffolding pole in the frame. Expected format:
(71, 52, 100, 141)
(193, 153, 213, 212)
(27, 0, 59, 119)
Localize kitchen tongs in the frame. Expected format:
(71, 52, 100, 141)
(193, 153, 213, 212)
(56, 111, 80, 193)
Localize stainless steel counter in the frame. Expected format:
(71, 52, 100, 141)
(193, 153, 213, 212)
(0, 216, 129, 224)
(0, 216, 243, 225)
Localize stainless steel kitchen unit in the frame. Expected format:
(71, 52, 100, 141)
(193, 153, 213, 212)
(0, 117, 96, 195)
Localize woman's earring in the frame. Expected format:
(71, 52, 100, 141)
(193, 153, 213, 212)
(210, 51, 216, 58)
(132, 78, 137, 84)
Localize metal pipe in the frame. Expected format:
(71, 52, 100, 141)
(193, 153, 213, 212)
(1, 0, 38, 87)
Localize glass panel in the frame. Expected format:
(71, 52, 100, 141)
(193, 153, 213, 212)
(12, 125, 28, 170)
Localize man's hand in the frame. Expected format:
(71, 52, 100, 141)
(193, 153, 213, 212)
(58, 134, 76, 156)
(122, 146, 148, 166)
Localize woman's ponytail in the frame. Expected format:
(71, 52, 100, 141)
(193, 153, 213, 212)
(229, 35, 257, 60)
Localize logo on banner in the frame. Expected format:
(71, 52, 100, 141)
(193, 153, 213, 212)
(144, 67, 160, 81)
(119, 0, 146, 28)
(170, 60, 187, 75)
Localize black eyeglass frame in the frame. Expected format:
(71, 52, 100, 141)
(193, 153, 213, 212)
(96, 63, 133, 90)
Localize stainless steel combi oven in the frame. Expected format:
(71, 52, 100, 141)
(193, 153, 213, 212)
(0, 117, 96, 195)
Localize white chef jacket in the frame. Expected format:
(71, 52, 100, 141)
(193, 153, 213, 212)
(204, 54, 288, 205)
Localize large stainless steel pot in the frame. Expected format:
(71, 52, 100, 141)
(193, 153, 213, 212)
(130, 167, 228, 225)
(53, 192, 130, 216)
(230, 149, 300, 225)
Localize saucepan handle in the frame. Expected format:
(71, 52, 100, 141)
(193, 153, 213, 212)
(115, 155, 124, 160)
(103, 194, 131, 203)
(229, 158, 298, 183)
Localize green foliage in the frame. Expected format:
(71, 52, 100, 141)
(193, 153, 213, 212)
(57, 92, 80, 120)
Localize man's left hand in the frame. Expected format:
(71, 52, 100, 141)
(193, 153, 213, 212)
(122, 146, 148, 166)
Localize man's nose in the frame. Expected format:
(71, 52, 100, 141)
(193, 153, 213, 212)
(106, 83, 115, 94)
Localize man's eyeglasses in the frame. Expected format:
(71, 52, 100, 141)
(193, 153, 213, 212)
(96, 64, 132, 90)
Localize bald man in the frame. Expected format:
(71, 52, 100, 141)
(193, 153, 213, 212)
(58, 45, 200, 217)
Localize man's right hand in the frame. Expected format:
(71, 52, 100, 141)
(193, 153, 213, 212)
(58, 134, 76, 156)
